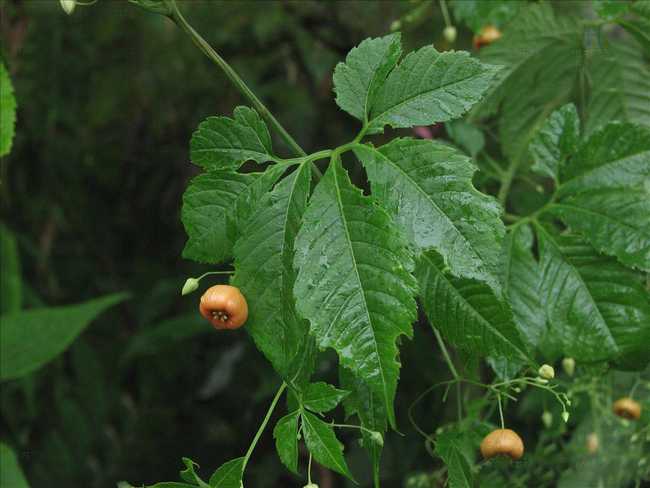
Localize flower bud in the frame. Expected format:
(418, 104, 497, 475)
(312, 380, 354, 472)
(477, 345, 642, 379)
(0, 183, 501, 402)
(443, 25, 457, 43)
(369, 431, 384, 446)
(538, 364, 555, 380)
(562, 357, 576, 376)
(303, 484, 319, 488)
(561, 411, 569, 423)
(541, 411, 552, 428)
(60, 0, 76, 15)
(181, 277, 200, 295)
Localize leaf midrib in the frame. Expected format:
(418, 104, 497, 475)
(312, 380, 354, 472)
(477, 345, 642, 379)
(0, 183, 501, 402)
(331, 160, 393, 426)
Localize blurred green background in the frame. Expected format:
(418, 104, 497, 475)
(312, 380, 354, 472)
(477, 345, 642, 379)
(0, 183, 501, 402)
(2, 1, 648, 488)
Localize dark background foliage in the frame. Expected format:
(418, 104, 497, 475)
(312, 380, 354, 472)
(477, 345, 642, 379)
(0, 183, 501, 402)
(1, 1, 647, 488)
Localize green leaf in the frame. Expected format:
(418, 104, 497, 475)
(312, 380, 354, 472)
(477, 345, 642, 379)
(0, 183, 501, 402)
(529, 104, 580, 182)
(558, 122, 650, 198)
(233, 163, 315, 388)
(208, 457, 244, 488)
(181, 167, 284, 265)
(190, 108, 276, 170)
(333, 34, 402, 123)
(417, 251, 529, 362)
(501, 224, 545, 349)
(476, 4, 581, 161)
(339, 367, 384, 485)
(273, 411, 300, 474)
(444, 119, 485, 158)
(0, 62, 17, 157)
(368, 47, 499, 132)
(355, 139, 504, 294)
(435, 431, 473, 488)
(180, 458, 210, 487)
(293, 158, 418, 428)
(301, 411, 354, 480)
(0, 223, 22, 314)
(549, 187, 650, 271)
(302, 382, 350, 413)
(535, 225, 650, 369)
(450, 0, 523, 32)
(1, 293, 128, 381)
(584, 37, 650, 135)
(0, 442, 30, 488)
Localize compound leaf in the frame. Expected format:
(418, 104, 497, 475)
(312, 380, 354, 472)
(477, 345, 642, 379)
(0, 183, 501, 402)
(417, 251, 529, 362)
(535, 224, 650, 369)
(529, 104, 580, 182)
(273, 411, 300, 474)
(294, 157, 418, 429)
(190, 107, 277, 170)
(301, 411, 354, 480)
(233, 163, 315, 388)
(333, 33, 402, 123)
(355, 138, 504, 294)
(302, 382, 349, 413)
(368, 47, 498, 132)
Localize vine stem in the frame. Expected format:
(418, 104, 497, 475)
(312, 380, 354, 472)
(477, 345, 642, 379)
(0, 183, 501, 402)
(497, 393, 505, 429)
(167, 0, 323, 178)
(432, 328, 462, 420)
(242, 382, 287, 470)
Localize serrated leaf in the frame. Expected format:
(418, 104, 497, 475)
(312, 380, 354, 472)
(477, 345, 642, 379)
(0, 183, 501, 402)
(273, 411, 300, 474)
(585, 37, 650, 135)
(190, 108, 276, 170)
(301, 411, 354, 480)
(181, 166, 284, 265)
(333, 34, 402, 123)
(0, 293, 128, 381)
(549, 187, 650, 271)
(558, 122, 650, 198)
(501, 224, 545, 349)
(435, 431, 474, 488)
(535, 225, 650, 369)
(355, 138, 504, 293)
(0, 443, 29, 488)
(302, 382, 350, 413)
(367, 47, 499, 132)
(417, 251, 529, 362)
(208, 457, 244, 488)
(233, 106, 272, 154)
(475, 4, 581, 161)
(233, 163, 315, 388)
(0, 62, 17, 157)
(293, 157, 418, 428)
(529, 104, 580, 182)
(0, 223, 22, 314)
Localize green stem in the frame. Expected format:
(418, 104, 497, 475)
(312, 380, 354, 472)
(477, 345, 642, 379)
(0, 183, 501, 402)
(169, 3, 305, 158)
(242, 382, 287, 470)
(498, 158, 519, 208)
(433, 328, 459, 379)
(196, 270, 233, 280)
(497, 393, 505, 428)
(307, 453, 313, 484)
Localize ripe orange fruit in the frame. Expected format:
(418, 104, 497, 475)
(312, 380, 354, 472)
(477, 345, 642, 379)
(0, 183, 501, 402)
(199, 285, 248, 330)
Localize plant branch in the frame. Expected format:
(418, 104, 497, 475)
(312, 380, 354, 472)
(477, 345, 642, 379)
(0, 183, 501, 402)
(243, 382, 287, 470)
(168, 3, 305, 157)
